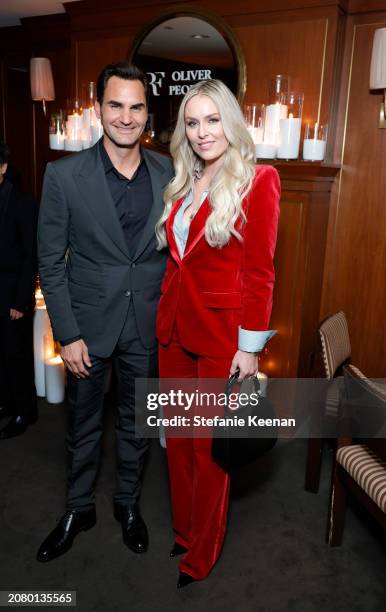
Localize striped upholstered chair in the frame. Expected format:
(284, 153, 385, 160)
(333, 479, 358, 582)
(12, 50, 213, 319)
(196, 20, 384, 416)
(305, 311, 351, 492)
(327, 364, 386, 544)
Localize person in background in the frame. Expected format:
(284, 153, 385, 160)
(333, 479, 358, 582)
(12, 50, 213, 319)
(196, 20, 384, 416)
(0, 142, 38, 439)
(155, 80, 280, 587)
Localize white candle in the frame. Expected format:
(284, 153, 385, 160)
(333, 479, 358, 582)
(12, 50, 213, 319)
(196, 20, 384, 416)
(248, 126, 263, 145)
(65, 112, 84, 151)
(277, 115, 302, 159)
(91, 121, 103, 146)
(49, 132, 64, 151)
(90, 106, 98, 126)
(64, 139, 83, 152)
(82, 108, 91, 130)
(303, 138, 326, 161)
(264, 102, 288, 145)
(81, 108, 92, 149)
(256, 142, 277, 159)
(256, 371, 268, 397)
(67, 113, 83, 132)
(33, 307, 51, 397)
(45, 355, 65, 404)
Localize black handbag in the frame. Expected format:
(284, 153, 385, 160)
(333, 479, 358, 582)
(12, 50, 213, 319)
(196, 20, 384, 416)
(212, 372, 278, 472)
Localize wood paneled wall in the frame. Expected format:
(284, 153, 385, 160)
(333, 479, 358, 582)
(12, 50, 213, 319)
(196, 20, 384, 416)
(0, 0, 385, 376)
(321, 11, 386, 376)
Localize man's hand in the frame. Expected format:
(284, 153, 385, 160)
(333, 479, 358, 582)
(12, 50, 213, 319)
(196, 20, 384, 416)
(230, 350, 258, 381)
(10, 308, 24, 320)
(61, 339, 92, 378)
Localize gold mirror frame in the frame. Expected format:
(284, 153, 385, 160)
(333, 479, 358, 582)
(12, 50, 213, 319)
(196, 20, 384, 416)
(128, 6, 247, 150)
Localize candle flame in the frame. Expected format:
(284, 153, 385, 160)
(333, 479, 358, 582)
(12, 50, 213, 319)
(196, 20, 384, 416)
(46, 355, 63, 365)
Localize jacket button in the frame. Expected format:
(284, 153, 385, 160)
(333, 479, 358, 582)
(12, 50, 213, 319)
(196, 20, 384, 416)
(124, 290, 131, 297)
(131, 263, 136, 268)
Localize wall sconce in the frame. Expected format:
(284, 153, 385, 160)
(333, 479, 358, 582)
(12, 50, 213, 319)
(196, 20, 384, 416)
(30, 57, 55, 116)
(369, 28, 386, 128)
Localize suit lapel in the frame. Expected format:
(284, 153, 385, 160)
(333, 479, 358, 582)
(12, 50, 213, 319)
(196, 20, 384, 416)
(133, 148, 170, 261)
(184, 196, 209, 258)
(166, 194, 210, 263)
(73, 144, 130, 259)
(167, 197, 183, 264)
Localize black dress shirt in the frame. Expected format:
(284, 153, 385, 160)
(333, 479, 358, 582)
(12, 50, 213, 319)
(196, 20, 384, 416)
(99, 140, 153, 258)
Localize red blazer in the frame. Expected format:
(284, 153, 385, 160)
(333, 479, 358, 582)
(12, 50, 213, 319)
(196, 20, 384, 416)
(156, 165, 280, 358)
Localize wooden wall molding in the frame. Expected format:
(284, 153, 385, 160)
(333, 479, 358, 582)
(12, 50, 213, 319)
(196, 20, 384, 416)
(65, 0, 349, 19)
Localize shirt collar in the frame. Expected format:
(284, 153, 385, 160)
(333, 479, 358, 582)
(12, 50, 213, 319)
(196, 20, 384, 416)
(99, 139, 145, 178)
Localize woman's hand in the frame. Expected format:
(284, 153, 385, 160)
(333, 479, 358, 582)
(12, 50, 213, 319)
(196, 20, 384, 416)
(230, 350, 258, 381)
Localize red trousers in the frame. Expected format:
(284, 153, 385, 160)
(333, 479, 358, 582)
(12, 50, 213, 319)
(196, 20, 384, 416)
(158, 330, 231, 580)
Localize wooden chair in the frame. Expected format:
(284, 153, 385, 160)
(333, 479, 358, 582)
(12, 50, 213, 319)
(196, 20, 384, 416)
(327, 364, 386, 545)
(305, 311, 351, 492)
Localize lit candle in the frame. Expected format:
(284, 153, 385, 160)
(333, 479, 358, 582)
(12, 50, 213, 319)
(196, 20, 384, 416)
(264, 102, 288, 146)
(45, 355, 65, 404)
(33, 306, 51, 397)
(303, 122, 327, 161)
(65, 113, 84, 151)
(256, 142, 277, 159)
(81, 108, 92, 149)
(91, 119, 103, 146)
(277, 113, 302, 159)
(256, 371, 268, 397)
(247, 126, 263, 145)
(49, 131, 64, 151)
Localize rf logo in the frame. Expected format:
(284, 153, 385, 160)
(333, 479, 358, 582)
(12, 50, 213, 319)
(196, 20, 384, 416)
(147, 72, 165, 96)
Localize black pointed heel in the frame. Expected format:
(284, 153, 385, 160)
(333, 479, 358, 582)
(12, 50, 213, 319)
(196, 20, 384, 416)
(177, 571, 196, 589)
(170, 542, 188, 558)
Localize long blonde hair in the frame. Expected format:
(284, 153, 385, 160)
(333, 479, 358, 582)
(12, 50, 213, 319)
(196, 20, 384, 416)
(156, 79, 256, 249)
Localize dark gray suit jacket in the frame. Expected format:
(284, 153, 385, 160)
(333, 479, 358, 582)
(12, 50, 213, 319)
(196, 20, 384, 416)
(38, 143, 174, 357)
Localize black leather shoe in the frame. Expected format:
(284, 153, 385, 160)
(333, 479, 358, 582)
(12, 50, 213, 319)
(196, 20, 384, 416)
(177, 571, 196, 589)
(36, 508, 96, 563)
(170, 542, 188, 558)
(0, 414, 37, 439)
(114, 503, 148, 554)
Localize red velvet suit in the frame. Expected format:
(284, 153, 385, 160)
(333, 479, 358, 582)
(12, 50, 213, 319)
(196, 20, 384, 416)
(157, 165, 280, 580)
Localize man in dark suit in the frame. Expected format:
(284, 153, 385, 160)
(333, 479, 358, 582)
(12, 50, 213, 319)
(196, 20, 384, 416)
(0, 143, 38, 439)
(36, 63, 173, 562)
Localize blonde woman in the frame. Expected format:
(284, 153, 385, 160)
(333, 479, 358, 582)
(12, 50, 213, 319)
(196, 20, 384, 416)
(156, 79, 280, 587)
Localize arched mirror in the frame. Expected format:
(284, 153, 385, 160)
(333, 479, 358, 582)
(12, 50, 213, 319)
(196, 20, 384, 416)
(129, 10, 247, 150)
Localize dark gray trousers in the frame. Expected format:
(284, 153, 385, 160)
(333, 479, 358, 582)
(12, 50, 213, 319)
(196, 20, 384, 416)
(65, 302, 157, 511)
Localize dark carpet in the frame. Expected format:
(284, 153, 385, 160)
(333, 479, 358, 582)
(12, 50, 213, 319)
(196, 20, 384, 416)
(1, 396, 385, 612)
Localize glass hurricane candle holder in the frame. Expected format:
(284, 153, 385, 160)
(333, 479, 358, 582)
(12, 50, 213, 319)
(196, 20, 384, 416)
(303, 123, 327, 161)
(48, 112, 65, 150)
(244, 103, 264, 144)
(64, 100, 84, 151)
(81, 82, 97, 149)
(261, 76, 290, 154)
(245, 103, 265, 159)
(276, 92, 304, 159)
(268, 75, 289, 105)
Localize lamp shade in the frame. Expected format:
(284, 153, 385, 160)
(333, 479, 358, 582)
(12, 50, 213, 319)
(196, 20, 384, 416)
(30, 58, 55, 101)
(369, 28, 386, 89)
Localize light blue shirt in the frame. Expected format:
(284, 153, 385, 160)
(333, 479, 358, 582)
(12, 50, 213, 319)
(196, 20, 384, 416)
(173, 191, 276, 353)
